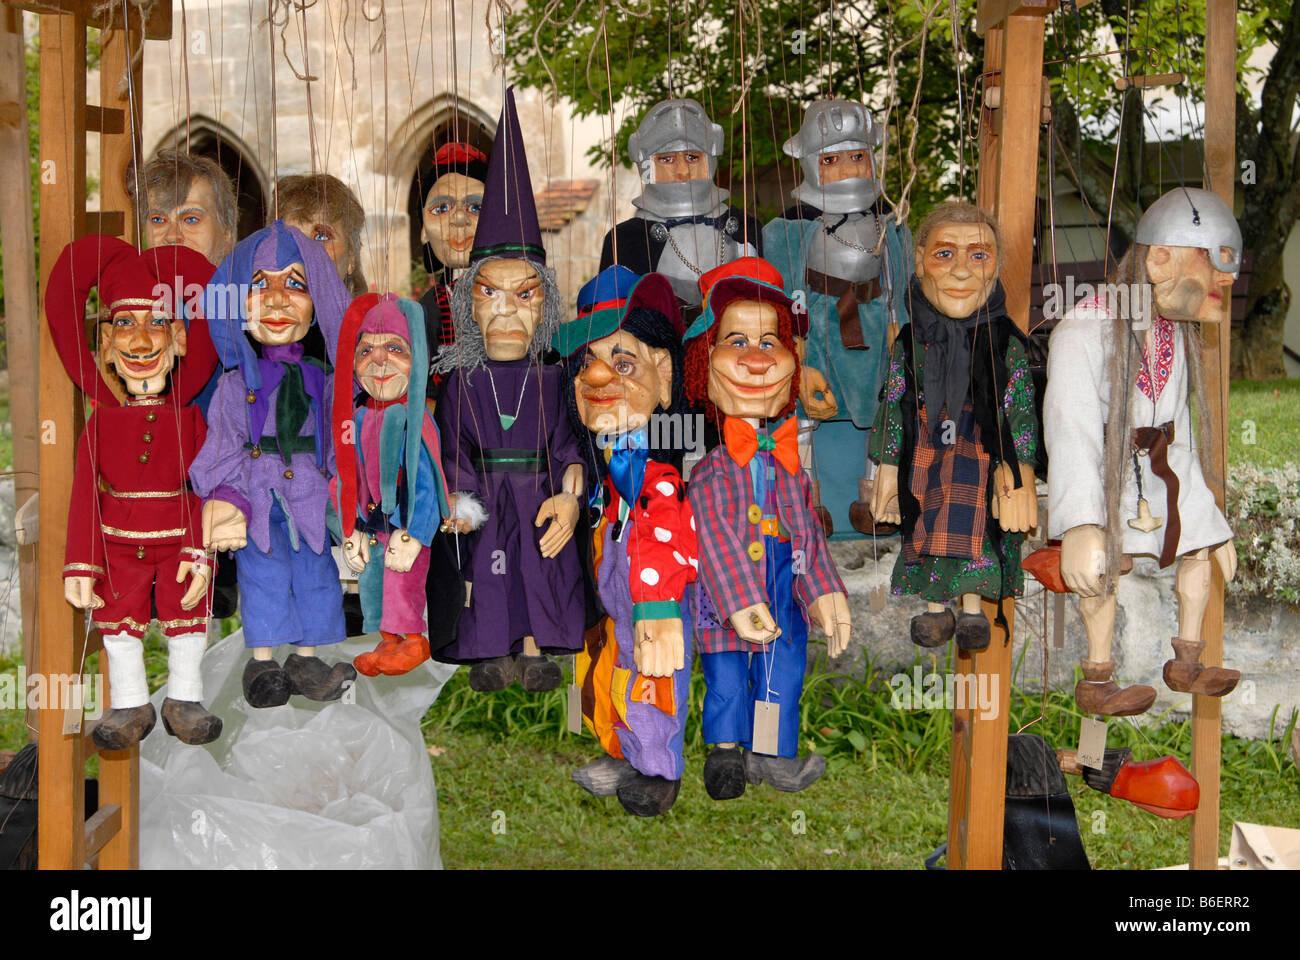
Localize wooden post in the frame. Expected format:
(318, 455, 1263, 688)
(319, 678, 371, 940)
(1190, 0, 1235, 872)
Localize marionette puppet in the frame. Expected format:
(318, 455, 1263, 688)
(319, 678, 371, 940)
(764, 100, 913, 538)
(189, 221, 356, 707)
(48, 236, 222, 748)
(1044, 187, 1242, 718)
(417, 142, 489, 402)
(600, 98, 762, 313)
(869, 202, 1040, 653)
(684, 257, 851, 800)
(430, 86, 587, 692)
(332, 293, 451, 676)
(554, 266, 697, 817)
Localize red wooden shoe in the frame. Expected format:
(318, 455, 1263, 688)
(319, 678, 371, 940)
(354, 631, 403, 678)
(1109, 755, 1200, 820)
(375, 633, 431, 676)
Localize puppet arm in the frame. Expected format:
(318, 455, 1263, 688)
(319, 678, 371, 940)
(63, 421, 106, 587)
(1043, 310, 1108, 539)
(629, 465, 697, 677)
(536, 463, 583, 559)
(867, 342, 906, 522)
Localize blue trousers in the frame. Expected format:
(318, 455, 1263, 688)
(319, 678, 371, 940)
(236, 501, 346, 648)
(699, 537, 808, 758)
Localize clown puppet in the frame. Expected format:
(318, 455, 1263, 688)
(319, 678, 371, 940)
(48, 236, 222, 748)
(332, 293, 451, 676)
(599, 98, 762, 314)
(555, 266, 698, 817)
(684, 256, 851, 800)
(764, 100, 913, 538)
(190, 221, 356, 707)
(430, 86, 587, 692)
(1045, 187, 1242, 717)
(869, 202, 1039, 653)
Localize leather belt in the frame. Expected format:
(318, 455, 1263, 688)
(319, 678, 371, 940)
(472, 447, 544, 473)
(805, 268, 881, 350)
(1132, 421, 1180, 568)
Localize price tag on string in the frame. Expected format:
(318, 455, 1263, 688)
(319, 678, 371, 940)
(752, 701, 780, 756)
(1077, 716, 1108, 770)
(62, 681, 85, 736)
(566, 683, 582, 735)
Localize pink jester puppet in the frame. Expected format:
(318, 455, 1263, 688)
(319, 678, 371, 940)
(47, 236, 222, 749)
(683, 257, 852, 800)
(189, 221, 356, 707)
(555, 265, 698, 817)
(332, 293, 451, 676)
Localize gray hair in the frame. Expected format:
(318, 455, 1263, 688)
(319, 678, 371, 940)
(433, 257, 565, 378)
(132, 149, 238, 239)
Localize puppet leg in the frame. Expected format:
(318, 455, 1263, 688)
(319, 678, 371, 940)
(375, 551, 433, 676)
(518, 634, 563, 692)
(911, 600, 956, 648)
(283, 542, 355, 700)
(954, 592, 990, 652)
(572, 619, 636, 797)
(160, 632, 223, 745)
(1163, 548, 1240, 696)
(94, 632, 156, 750)
(1074, 591, 1156, 716)
(700, 651, 750, 800)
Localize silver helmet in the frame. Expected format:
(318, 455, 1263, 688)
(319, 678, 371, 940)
(628, 98, 724, 183)
(1135, 187, 1242, 277)
(783, 100, 884, 187)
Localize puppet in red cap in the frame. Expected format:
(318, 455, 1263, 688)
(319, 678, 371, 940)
(46, 235, 222, 749)
(682, 256, 851, 800)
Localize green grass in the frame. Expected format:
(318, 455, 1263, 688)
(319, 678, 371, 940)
(1228, 378, 1300, 468)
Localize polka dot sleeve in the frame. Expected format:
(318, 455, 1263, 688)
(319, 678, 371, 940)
(628, 463, 698, 615)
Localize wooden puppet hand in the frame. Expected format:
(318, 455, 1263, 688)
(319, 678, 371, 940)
(1212, 539, 1238, 583)
(342, 529, 371, 573)
(634, 617, 685, 678)
(176, 559, 213, 611)
(990, 462, 1038, 534)
(64, 576, 104, 611)
(1060, 524, 1106, 598)
(870, 463, 901, 524)
(202, 500, 247, 553)
(809, 591, 852, 657)
(730, 602, 780, 645)
(799, 365, 839, 420)
(535, 492, 579, 559)
(384, 531, 423, 573)
(442, 495, 475, 534)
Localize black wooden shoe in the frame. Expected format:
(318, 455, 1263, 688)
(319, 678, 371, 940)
(91, 704, 157, 751)
(910, 609, 956, 648)
(468, 656, 516, 692)
(703, 746, 747, 801)
(518, 655, 563, 692)
(617, 774, 681, 817)
(746, 752, 827, 793)
(160, 698, 223, 745)
(572, 755, 637, 797)
(284, 654, 356, 702)
(242, 657, 291, 708)
(954, 612, 991, 652)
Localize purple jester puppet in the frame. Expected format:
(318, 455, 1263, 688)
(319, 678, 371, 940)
(430, 87, 587, 692)
(190, 221, 356, 706)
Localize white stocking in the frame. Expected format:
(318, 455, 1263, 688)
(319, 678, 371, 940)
(102, 633, 149, 709)
(166, 632, 207, 703)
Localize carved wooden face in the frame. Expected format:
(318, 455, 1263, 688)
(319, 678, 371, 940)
(245, 263, 314, 347)
(283, 216, 354, 285)
(651, 150, 709, 182)
(817, 148, 873, 184)
(915, 222, 999, 318)
(421, 172, 484, 270)
(144, 177, 232, 266)
(1145, 244, 1236, 324)
(707, 300, 796, 420)
(574, 329, 673, 438)
(99, 307, 187, 396)
(354, 332, 413, 402)
(472, 258, 545, 361)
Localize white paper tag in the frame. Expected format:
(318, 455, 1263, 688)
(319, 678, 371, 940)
(62, 681, 84, 736)
(566, 683, 582, 735)
(463, 580, 473, 608)
(1077, 716, 1108, 770)
(753, 701, 780, 756)
(869, 585, 887, 612)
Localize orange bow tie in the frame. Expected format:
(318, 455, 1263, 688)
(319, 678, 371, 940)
(724, 416, 800, 476)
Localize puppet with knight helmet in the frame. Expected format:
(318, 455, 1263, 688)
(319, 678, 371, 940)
(599, 98, 762, 315)
(48, 236, 223, 749)
(189, 221, 357, 707)
(331, 293, 452, 677)
(554, 265, 698, 817)
(430, 86, 589, 692)
(683, 256, 852, 801)
(764, 99, 913, 539)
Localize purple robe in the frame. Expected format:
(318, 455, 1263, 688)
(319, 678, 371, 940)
(435, 358, 585, 660)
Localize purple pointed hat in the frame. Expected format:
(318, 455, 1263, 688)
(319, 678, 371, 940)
(469, 86, 546, 268)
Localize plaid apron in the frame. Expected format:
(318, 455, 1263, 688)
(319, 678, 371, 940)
(904, 400, 988, 563)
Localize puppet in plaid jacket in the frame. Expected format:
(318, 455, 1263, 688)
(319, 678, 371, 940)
(682, 257, 851, 801)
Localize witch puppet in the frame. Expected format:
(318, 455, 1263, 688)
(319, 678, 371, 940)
(683, 256, 851, 801)
(1045, 187, 1242, 719)
(868, 202, 1040, 653)
(555, 266, 698, 817)
(48, 236, 222, 749)
(430, 86, 587, 693)
(332, 293, 451, 677)
(189, 221, 357, 707)
(763, 100, 913, 539)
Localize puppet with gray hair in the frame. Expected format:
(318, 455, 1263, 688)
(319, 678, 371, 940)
(429, 86, 587, 693)
(1044, 187, 1242, 718)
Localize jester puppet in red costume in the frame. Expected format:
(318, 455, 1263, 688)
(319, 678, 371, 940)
(332, 293, 451, 676)
(683, 257, 852, 800)
(47, 235, 222, 749)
